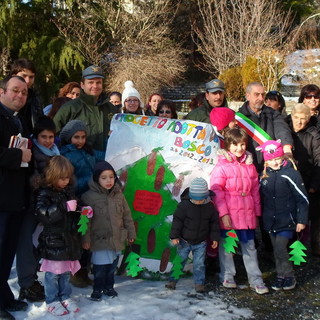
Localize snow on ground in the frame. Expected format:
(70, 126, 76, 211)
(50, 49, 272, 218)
(8, 264, 252, 320)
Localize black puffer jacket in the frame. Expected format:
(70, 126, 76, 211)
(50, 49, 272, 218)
(238, 102, 293, 173)
(35, 186, 82, 261)
(260, 161, 309, 233)
(169, 188, 219, 245)
(286, 117, 320, 191)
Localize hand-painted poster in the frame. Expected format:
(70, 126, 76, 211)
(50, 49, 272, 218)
(106, 114, 220, 273)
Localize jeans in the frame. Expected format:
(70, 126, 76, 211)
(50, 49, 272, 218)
(93, 256, 119, 292)
(44, 272, 72, 304)
(169, 239, 206, 285)
(219, 239, 264, 286)
(270, 234, 294, 278)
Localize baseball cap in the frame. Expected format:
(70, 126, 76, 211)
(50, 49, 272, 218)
(82, 65, 104, 79)
(205, 79, 225, 93)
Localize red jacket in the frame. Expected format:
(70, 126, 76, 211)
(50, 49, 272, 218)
(210, 150, 261, 230)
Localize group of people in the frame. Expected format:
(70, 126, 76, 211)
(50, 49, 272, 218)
(166, 79, 319, 296)
(0, 58, 319, 319)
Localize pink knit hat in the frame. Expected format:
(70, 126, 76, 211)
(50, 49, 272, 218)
(256, 140, 284, 161)
(209, 107, 235, 131)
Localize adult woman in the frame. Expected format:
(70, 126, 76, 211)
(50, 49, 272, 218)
(287, 103, 320, 256)
(156, 100, 178, 119)
(145, 93, 164, 116)
(298, 84, 320, 128)
(265, 90, 286, 115)
(108, 91, 122, 108)
(59, 82, 81, 99)
(44, 82, 80, 115)
(121, 81, 145, 115)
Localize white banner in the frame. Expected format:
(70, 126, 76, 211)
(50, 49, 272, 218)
(106, 114, 220, 272)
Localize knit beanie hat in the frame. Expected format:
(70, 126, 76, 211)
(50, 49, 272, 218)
(93, 161, 117, 183)
(210, 107, 235, 131)
(256, 140, 284, 161)
(121, 80, 144, 109)
(189, 177, 209, 200)
(60, 120, 87, 144)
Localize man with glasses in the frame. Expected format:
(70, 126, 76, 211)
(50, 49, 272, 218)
(0, 76, 32, 320)
(54, 65, 117, 152)
(185, 79, 228, 123)
(10, 59, 46, 303)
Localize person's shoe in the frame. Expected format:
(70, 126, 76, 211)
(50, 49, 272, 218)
(271, 277, 285, 291)
(222, 280, 237, 288)
(283, 277, 296, 290)
(0, 309, 15, 320)
(61, 299, 80, 313)
(195, 284, 207, 293)
(250, 285, 269, 295)
(165, 282, 176, 290)
(5, 300, 28, 312)
(90, 290, 102, 301)
(47, 301, 69, 316)
(70, 269, 91, 288)
(103, 288, 118, 297)
(19, 280, 45, 302)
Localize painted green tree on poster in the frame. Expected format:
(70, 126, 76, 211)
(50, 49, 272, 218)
(119, 149, 179, 270)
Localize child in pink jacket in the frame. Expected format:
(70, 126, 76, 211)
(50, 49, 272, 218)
(210, 128, 268, 295)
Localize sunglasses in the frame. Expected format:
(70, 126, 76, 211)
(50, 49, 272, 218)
(305, 95, 320, 99)
(159, 110, 171, 114)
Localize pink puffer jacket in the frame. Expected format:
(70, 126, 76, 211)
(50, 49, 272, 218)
(210, 150, 261, 230)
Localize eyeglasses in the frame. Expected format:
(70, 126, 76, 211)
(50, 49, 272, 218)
(6, 88, 28, 96)
(125, 99, 139, 103)
(305, 94, 320, 99)
(159, 110, 172, 114)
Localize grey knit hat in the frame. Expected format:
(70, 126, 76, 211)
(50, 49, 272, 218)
(189, 177, 209, 200)
(60, 120, 87, 144)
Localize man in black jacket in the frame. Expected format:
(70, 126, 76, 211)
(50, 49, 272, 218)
(238, 82, 293, 173)
(9, 59, 45, 303)
(0, 76, 32, 320)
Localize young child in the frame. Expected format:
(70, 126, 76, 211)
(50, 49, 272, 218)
(166, 177, 219, 293)
(31, 116, 60, 187)
(257, 140, 309, 291)
(35, 155, 82, 316)
(81, 161, 136, 301)
(210, 128, 269, 295)
(60, 120, 102, 197)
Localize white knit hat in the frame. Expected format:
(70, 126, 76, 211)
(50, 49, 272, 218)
(121, 80, 144, 109)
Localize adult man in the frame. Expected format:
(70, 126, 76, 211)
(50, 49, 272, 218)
(10, 59, 43, 136)
(0, 76, 32, 320)
(54, 65, 117, 152)
(185, 79, 228, 123)
(238, 82, 293, 173)
(10, 59, 45, 303)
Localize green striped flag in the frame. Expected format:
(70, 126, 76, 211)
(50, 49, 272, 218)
(235, 112, 272, 145)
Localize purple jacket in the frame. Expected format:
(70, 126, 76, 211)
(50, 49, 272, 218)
(210, 150, 261, 230)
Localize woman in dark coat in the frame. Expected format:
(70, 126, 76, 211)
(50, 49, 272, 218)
(286, 103, 320, 255)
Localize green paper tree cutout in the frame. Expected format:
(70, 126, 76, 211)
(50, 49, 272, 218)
(171, 255, 184, 280)
(289, 240, 307, 265)
(77, 215, 89, 235)
(125, 252, 143, 277)
(223, 229, 239, 253)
